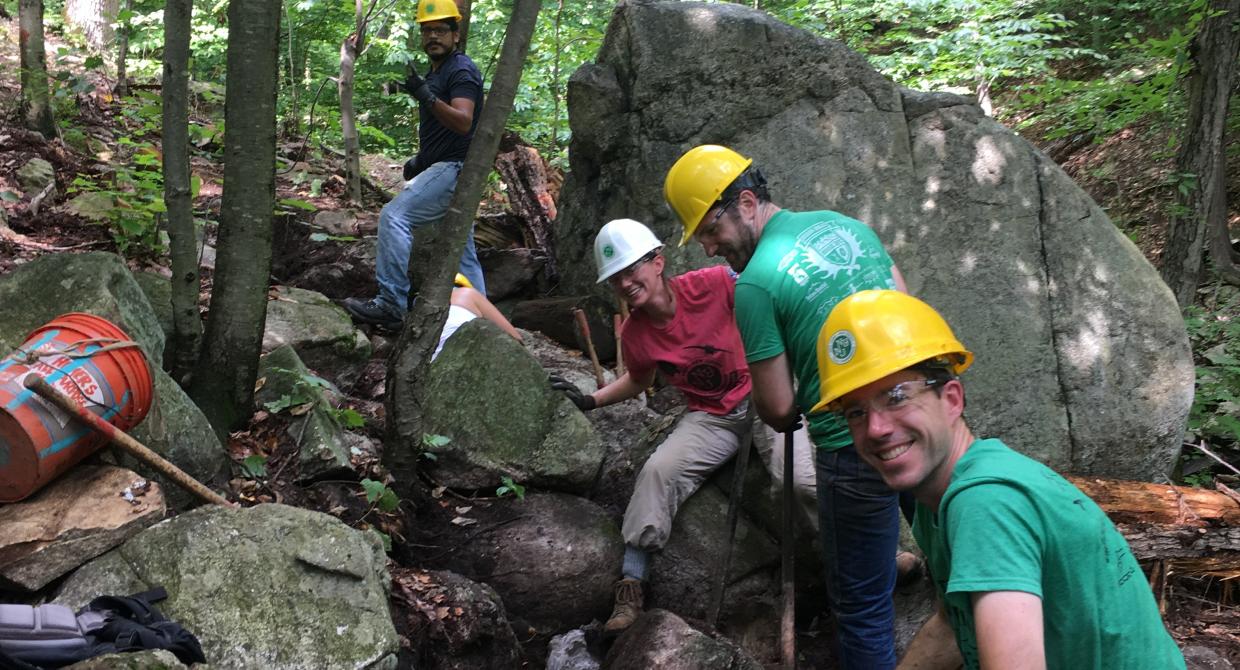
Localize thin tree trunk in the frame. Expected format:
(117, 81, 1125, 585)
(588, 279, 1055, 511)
(384, 0, 541, 494)
(18, 0, 56, 138)
(1159, 0, 1240, 304)
(551, 0, 562, 153)
(190, 0, 282, 435)
(285, 0, 300, 136)
(163, 0, 200, 384)
(340, 0, 377, 204)
(112, 0, 131, 96)
(457, 0, 472, 53)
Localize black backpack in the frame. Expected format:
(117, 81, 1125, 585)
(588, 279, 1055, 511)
(0, 587, 206, 669)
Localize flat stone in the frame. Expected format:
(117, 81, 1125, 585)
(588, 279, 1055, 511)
(0, 464, 164, 591)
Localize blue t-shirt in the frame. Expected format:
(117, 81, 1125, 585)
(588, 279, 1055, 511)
(416, 51, 483, 168)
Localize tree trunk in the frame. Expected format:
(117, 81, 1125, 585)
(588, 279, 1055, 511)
(162, 0, 200, 384)
(384, 0, 541, 495)
(112, 0, 131, 96)
(190, 0, 282, 435)
(340, 0, 375, 205)
(1159, 0, 1240, 305)
(284, 0, 300, 137)
(457, 0, 472, 53)
(65, 0, 117, 53)
(18, 0, 56, 138)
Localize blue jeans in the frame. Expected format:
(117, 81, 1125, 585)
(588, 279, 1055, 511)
(375, 160, 487, 313)
(816, 443, 901, 670)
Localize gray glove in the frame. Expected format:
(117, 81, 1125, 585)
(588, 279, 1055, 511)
(549, 374, 596, 411)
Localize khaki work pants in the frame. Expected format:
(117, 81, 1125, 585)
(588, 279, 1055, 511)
(621, 400, 817, 550)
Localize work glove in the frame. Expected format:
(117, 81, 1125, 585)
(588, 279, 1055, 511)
(549, 374, 597, 411)
(402, 71, 438, 107)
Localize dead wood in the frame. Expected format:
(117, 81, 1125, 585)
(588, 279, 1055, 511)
(1068, 475, 1240, 565)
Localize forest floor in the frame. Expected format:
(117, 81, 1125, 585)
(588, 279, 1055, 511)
(0, 17, 1236, 667)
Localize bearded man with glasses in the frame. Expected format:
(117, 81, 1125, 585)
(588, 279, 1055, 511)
(814, 290, 1185, 669)
(664, 144, 914, 669)
(343, 0, 487, 331)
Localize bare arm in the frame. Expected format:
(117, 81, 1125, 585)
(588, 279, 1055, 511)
(749, 353, 798, 432)
(892, 263, 909, 293)
(430, 96, 475, 135)
(458, 288, 522, 344)
(591, 367, 656, 408)
(972, 591, 1045, 670)
(898, 604, 963, 670)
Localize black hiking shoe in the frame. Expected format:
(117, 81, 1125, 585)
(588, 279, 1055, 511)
(342, 297, 403, 331)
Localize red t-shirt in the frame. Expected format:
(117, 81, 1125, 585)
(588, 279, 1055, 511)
(622, 266, 752, 415)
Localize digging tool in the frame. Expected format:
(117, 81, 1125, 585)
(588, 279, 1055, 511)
(780, 428, 796, 669)
(572, 308, 607, 388)
(614, 313, 625, 376)
(707, 434, 754, 628)
(24, 374, 235, 508)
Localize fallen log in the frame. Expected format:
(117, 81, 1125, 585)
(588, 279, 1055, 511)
(1067, 475, 1240, 568)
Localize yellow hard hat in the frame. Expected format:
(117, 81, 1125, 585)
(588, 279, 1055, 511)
(664, 145, 752, 247)
(417, 0, 461, 24)
(811, 290, 973, 414)
(453, 273, 473, 289)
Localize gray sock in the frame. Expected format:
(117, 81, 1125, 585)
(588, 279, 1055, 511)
(622, 545, 649, 581)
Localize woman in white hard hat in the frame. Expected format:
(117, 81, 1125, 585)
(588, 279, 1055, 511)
(550, 218, 815, 633)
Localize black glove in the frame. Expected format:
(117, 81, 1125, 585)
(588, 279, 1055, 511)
(402, 71, 437, 106)
(549, 374, 596, 411)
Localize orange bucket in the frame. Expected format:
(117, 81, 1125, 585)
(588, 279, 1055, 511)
(0, 313, 153, 502)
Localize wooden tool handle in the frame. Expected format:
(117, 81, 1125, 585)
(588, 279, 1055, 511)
(573, 308, 606, 388)
(24, 375, 235, 508)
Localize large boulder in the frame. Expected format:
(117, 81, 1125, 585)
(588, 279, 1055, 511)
(263, 285, 372, 388)
(555, 0, 1193, 480)
(0, 252, 165, 368)
(55, 504, 399, 670)
(602, 609, 763, 670)
(424, 493, 623, 635)
(421, 320, 605, 494)
(391, 567, 521, 670)
(0, 465, 164, 591)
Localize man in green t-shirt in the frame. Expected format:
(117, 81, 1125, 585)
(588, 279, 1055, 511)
(664, 145, 912, 669)
(812, 289, 1185, 669)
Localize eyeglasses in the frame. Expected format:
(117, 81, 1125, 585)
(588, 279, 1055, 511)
(608, 251, 658, 285)
(420, 25, 453, 37)
(695, 198, 734, 240)
(837, 379, 941, 426)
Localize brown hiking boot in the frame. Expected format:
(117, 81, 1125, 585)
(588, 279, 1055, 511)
(896, 551, 924, 587)
(604, 578, 643, 633)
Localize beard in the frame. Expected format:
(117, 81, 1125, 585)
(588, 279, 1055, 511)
(722, 226, 757, 272)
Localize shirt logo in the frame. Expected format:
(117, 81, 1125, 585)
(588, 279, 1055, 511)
(828, 330, 856, 365)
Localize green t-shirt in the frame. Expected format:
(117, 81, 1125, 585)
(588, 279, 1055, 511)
(735, 209, 896, 450)
(912, 439, 1185, 670)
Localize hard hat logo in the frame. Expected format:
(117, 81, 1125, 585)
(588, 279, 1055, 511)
(828, 331, 855, 365)
(603, 245, 615, 258)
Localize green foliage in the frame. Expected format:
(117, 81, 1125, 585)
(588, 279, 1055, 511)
(1183, 302, 1240, 450)
(262, 368, 366, 432)
(496, 475, 526, 500)
(239, 454, 268, 479)
(361, 478, 401, 512)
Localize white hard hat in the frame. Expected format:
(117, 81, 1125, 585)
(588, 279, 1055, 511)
(594, 219, 663, 283)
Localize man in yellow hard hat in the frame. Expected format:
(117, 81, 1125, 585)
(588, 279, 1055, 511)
(813, 289, 1185, 669)
(664, 144, 911, 669)
(344, 0, 486, 331)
